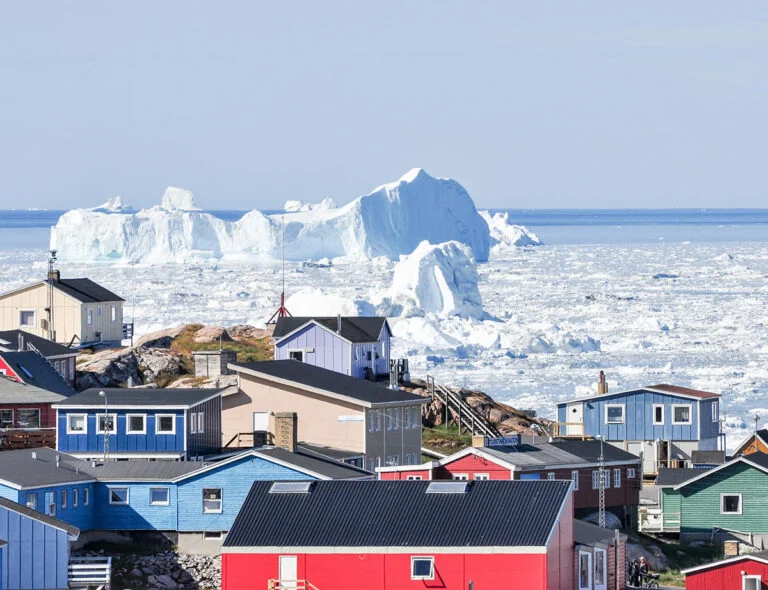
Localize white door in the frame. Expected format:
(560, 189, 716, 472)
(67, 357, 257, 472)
(253, 412, 269, 432)
(566, 402, 584, 436)
(279, 555, 298, 588)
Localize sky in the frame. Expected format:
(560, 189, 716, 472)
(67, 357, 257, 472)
(0, 1, 766, 210)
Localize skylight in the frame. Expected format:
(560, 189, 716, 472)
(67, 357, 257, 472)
(18, 365, 34, 379)
(269, 481, 313, 494)
(426, 481, 469, 494)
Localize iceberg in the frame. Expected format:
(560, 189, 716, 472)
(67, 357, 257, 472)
(90, 196, 135, 214)
(480, 211, 542, 248)
(161, 187, 200, 211)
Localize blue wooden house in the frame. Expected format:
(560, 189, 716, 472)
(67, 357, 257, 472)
(272, 316, 391, 379)
(0, 495, 79, 590)
(53, 387, 223, 460)
(556, 383, 722, 474)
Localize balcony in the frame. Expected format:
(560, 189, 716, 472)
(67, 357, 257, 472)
(0, 427, 56, 450)
(638, 507, 680, 533)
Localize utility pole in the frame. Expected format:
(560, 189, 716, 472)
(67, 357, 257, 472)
(755, 414, 761, 453)
(99, 390, 110, 460)
(597, 434, 606, 528)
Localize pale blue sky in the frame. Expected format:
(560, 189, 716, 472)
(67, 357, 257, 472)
(1, 1, 766, 210)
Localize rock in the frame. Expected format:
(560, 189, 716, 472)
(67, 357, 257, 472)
(626, 542, 670, 572)
(76, 349, 141, 390)
(135, 325, 187, 349)
(135, 349, 185, 384)
(192, 325, 232, 344)
(153, 574, 178, 588)
(581, 511, 623, 530)
(226, 324, 271, 341)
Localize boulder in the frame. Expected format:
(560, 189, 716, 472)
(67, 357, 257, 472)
(76, 349, 141, 390)
(226, 324, 271, 341)
(135, 325, 187, 349)
(626, 542, 670, 572)
(134, 349, 185, 385)
(192, 325, 232, 344)
(581, 511, 623, 530)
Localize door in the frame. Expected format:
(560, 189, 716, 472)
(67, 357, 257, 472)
(566, 402, 584, 436)
(279, 555, 298, 589)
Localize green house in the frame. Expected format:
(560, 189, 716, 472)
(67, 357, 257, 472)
(665, 453, 768, 544)
(640, 468, 705, 534)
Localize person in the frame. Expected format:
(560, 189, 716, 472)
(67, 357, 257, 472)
(629, 559, 640, 586)
(639, 557, 650, 585)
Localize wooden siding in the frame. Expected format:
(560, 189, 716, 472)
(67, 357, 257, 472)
(660, 487, 681, 526)
(20, 484, 95, 532)
(79, 301, 123, 344)
(275, 324, 351, 376)
(187, 396, 222, 458)
(0, 284, 81, 345)
(0, 501, 71, 590)
(0, 403, 56, 428)
(739, 435, 768, 456)
(681, 461, 768, 537)
(686, 559, 768, 590)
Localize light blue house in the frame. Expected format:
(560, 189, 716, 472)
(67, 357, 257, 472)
(556, 383, 722, 474)
(272, 316, 392, 379)
(0, 496, 79, 590)
(54, 387, 223, 460)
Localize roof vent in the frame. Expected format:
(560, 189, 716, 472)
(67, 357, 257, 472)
(31, 451, 37, 460)
(426, 481, 469, 494)
(269, 481, 313, 494)
(18, 364, 33, 379)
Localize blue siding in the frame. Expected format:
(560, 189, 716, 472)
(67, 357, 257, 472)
(699, 398, 720, 439)
(0, 488, 19, 504)
(0, 503, 71, 590)
(275, 324, 351, 376)
(16, 485, 94, 533)
(93, 483, 178, 531)
(57, 410, 186, 455)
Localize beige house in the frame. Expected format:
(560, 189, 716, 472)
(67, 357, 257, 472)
(226, 360, 426, 471)
(0, 271, 125, 346)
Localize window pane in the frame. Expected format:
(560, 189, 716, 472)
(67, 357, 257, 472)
(128, 416, 144, 432)
(98, 415, 115, 432)
(17, 409, 40, 428)
(674, 406, 690, 423)
(606, 406, 623, 422)
(595, 551, 604, 584)
(69, 415, 85, 432)
(20, 311, 35, 326)
(412, 559, 432, 578)
(1, 409, 13, 427)
(654, 406, 663, 422)
(110, 488, 128, 504)
(158, 416, 174, 432)
(150, 488, 169, 505)
(579, 554, 590, 587)
(723, 495, 740, 513)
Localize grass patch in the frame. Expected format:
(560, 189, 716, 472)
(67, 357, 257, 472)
(644, 540, 723, 588)
(169, 324, 273, 364)
(422, 424, 472, 454)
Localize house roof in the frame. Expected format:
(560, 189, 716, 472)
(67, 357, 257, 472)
(0, 447, 94, 489)
(51, 278, 124, 303)
(478, 439, 640, 470)
(54, 387, 222, 409)
(734, 428, 768, 455)
(273, 316, 388, 343)
(574, 519, 627, 547)
(655, 468, 709, 487)
(230, 360, 426, 407)
(674, 452, 768, 490)
(0, 330, 78, 358)
(297, 442, 364, 461)
(682, 550, 768, 575)
(691, 450, 725, 465)
(0, 496, 80, 538)
(0, 377, 71, 404)
(223, 480, 572, 550)
(257, 446, 371, 479)
(0, 351, 75, 397)
(557, 383, 721, 405)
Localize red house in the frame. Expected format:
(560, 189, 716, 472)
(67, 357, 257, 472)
(378, 438, 641, 528)
(223, 479, 576, 590)
(0, 330, 79, 384)
(683, 550, 768, 590)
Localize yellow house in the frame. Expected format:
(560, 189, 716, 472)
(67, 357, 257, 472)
(0, 270, 125, 346)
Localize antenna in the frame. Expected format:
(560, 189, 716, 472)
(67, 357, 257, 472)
(47, 250, 57, 341)
(267, 215, 292, 324)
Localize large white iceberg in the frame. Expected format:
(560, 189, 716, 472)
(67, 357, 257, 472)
(479, 211, 542, 248)
(51, 169, 491, 264)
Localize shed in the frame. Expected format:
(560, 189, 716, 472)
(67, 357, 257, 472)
(193, 350, 237, 378)
(683, 550, 768, 590)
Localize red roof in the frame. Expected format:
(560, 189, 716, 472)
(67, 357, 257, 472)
(647, 384, 720, 399)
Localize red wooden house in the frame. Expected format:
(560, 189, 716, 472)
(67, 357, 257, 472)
(378, 438, 641, 527)
(223, 479, 576, 590)
(683, 550, 768, 590)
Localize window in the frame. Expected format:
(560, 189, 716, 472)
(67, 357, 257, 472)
(150, 487, 170, 506)
(157, 414, 175, 434)
(26, 493, 38, 510)
(288, 350, 304, 362)
(594, 548, 606, 587)
(452, 473, 469, 481)
(628, 468, 636, 479)
(572, 470, 579, 491)
(203, 531, 224, 540)
(592, 470, 611, 489)
(672, 404, 692, 425)
(407, 475, 423, 481)
(127, 414, 146, 434)
(203, 488, 222, 513)
(404, 406, 411, 429)
(592, 470, 599, 490)
(19, 310, 36, 327)
(190, 412, 198, 434)
(97, 306, 102, 317)
(96, 413, 117, 434)
(65, 413, 86, 434)
(744, 575, 762, 590)
(386, 455, 400, 466)
(411, 557, 435, 581)
(368, 411, 375, 432)
(197, 412, 204, 434)
(605, 404, 625, 424)
(547, 472, 556, 480)
(578, 551, 592, 590)
(652, 404, 664, 425)
(603, 471, 611, 489)
(73, 489, 79, 508)
(712, 403, 719, 422)
(721, 493, 742, 515)
(387, 408, 394, 431)
(61, 489, 67, 509)
(614, 468, 621, 488)
(111, 306, 117, 322)
(87, 309, 93, 325)
(16, 409, 40, 429)
(45, 492, 55, 516)
(393, 408, 399, 430)
(474, 473, 490, 481)
(84, 488, 90, 506)
(1, 409, 13, 428)
(375, 410, 381, 432)
(109, 487, 129, 505)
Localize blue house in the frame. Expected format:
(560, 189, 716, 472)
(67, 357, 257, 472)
(0, 496, 79, 590)
(272, 316, 392, 379)
(0, 444, 371, 554)
(54, 387, 223, 460)
(556, 383, 722, 474)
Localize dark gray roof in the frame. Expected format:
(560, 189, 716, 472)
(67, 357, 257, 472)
(0, 447, 94, 488)
(273, 316, 388, 343)
(232, 360, 426, 406)
(71, 458, 203, 481)
(224, 480, 572, 549)
(55, 387, 222, 408)
(691, 450, 725, 465)
(0, 496, 79, 538)
(0, 377, 70, 404)
(480, 439, 640, 470)
(574, 519, 627, 547)
(744, 452, 768, 470)
(655, 468, 708, 487)
(257, 446, 371, 479)
(297, 442, 364, 461)
(52, 278, 124, 303)
(0, 330, 77, 357)
(0, 352, 75, 397)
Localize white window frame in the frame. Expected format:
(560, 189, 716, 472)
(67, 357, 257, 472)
(109, 487, 129, 505)
(190, 412, 198, 434)
(87, 309, 93, 326)
(97, 306, 102, 318)
(474, 473, 490, 481)
(73, 489, 79, 508)
(410, 556, 435, 581)
(721, 493, 742, 515)
(627, 468, 636, 479)
(287, 349, 304, 362)
(375, 410, 381, 432)
(84, 488, 90, 506)
(393, 408, 399, 431)
(26, 493, 38, 510)
(197, 412, 204, 434)
(594, 547, 607, 590)
(592, 470, 599, 490)
(572, 470, 579, 491)
(712, 402, 719, 423)
(452, 473, 469, 481)
(368, 411, 374, 432)
(149, 487, 170, 506)
(614, 468, 621, 488)
(61, 489, 67, 509)
(126, 414, 146, 435)
(111, 306, 117, 322)
(1, 409, 14, 428)
(578, 550, 592, 590)
(45, 492, 55, 516)
(744, 575, 762, 590)
(605, 404, 625, 424)
(672, 404, 693, 425)
(406, 475, 423, 481)
(652, 404, 664, 425)
(156, 414, 176, 435)
(96, 413, 117, 434)
(18, 309, 36, 328)
(203, 488, 222, 514)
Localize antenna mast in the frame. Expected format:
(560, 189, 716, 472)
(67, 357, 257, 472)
(47, 250, 57, 342)
(267, 215, 292, 324)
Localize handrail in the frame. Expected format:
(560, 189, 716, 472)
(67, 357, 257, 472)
(554, 421, 586, 439)
(69, 556, 111, 589)
(426, 375, 502, 438)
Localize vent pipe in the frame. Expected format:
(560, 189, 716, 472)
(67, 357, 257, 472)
(597, 370, 608, 395)
(56, 455, 61, 468)
(18, 333, 24, 352)
(336, 314, 342, 334)
(31, 451, 37, 460)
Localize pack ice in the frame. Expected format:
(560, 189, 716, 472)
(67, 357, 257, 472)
(50, 168, 491, 264)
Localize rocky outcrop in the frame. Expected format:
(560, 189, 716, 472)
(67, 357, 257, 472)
(76, 346, 186, 390)
(193, 326, 232, 344)
(135, 325, 187, 349)
(226, 324, 272, 341)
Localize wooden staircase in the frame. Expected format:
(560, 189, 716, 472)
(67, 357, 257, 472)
(426, 375, 502, 438)
(268, 580, 319, 590)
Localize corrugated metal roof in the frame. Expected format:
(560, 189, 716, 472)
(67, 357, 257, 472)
(232, 360, 425, 406)
(0, 351, 75, 397)
(0, 448, 93, 487)
(0, 330, 77, 357)
(223, 480, 571, 549)
(646, 384, 720, 399)
(481, 439, 639, 469)
(654, 468, 709, 487)
(0, 496, 80, 537)
(56, 387, 222, 408)
(52, 278, 125, 303)
(0, 377, 69, 403)
(273, 317, 388, 343)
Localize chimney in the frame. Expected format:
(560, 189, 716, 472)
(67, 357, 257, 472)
(597, 370, 608, 395)
(56, 455, 61, 468)
(336, 314, 342, 334)
(472, 435, 486, 448)
(18, 332, 24, 351)
(274, 411, 298, 452)
(723, 540, 739, 558)
(48, 269, 60, 282)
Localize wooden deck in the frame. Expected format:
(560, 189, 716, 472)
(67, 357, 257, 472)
(0, 428, 56, 450)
